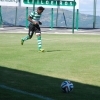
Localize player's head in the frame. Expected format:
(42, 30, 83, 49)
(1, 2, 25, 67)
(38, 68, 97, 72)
(37, 6, 45, 14)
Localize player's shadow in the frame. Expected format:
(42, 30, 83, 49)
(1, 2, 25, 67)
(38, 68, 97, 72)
(0, 65, 100, 100)
(46, 50, 61, 52)
(46, 49, 71, 52)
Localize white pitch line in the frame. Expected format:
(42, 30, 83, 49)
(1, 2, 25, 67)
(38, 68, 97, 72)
(0, 84, 54, 100)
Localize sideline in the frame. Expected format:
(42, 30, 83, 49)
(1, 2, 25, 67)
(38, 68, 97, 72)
(0, 84, 54, 100)
(0, 27, 100, 35)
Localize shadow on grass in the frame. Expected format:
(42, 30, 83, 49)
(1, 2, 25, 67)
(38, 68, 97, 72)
(46, 50, 71, 52)
(0, 66, 100, 100)
(46, 50, 62, 52)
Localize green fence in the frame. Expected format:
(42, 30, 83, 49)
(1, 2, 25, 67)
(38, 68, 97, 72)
(1, 6, 100, 28)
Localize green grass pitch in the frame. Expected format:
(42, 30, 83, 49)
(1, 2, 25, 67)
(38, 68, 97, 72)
(0, 33, 100, 100)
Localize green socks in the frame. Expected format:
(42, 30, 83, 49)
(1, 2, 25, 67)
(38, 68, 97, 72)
(22, 35, 30, 41)
(22, 35, 42, 51)
(37, 35, 42, 50)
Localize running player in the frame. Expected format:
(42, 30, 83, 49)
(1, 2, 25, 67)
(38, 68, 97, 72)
(21, 6, 45, 52)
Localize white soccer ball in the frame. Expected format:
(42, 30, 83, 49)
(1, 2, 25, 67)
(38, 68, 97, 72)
(61, 80, 74, 93)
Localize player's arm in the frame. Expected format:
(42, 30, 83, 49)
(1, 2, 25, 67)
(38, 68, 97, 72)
(28, 16, 38, 25)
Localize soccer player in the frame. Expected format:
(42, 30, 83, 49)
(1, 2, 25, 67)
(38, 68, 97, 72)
(21, 6, 45, 52)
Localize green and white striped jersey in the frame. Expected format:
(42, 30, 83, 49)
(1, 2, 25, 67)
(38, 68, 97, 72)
(29, 11, 41, 23)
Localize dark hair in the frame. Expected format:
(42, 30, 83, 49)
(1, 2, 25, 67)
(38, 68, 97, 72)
(38, 6, 45, 11)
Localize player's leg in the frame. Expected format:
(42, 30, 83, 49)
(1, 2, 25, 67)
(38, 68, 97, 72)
(35, 25, 44, 52)
(28, 24, 35, 39)
(21, 23, 34, 45)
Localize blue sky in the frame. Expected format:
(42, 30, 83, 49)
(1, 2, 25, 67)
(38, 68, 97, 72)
(79, 0, 100, 16)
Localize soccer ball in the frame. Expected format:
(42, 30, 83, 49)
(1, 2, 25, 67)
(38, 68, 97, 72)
(61, 80, 74, 93)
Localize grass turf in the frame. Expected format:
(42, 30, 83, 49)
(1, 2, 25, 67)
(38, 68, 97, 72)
(0, 33, 100, 100)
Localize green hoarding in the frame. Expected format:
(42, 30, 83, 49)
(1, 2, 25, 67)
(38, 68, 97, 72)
(23, 0, 76, 6)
